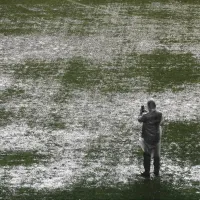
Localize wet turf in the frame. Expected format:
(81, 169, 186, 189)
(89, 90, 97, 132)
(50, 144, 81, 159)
(0, 0, 200, 199)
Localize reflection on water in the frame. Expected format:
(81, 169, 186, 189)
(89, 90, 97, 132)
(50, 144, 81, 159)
(0, 0, 200, 199)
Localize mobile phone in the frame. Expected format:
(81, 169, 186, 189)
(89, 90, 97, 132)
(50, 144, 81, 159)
(141, 105, 145, 112)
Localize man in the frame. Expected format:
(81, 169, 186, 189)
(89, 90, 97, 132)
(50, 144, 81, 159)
(138, 100, 162, 178)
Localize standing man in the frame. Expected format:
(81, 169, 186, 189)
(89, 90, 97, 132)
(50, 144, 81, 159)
(138, 100, 162, 178)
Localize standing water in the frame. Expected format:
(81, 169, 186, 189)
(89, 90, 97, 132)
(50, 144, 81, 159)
(0, 0, 200, 199)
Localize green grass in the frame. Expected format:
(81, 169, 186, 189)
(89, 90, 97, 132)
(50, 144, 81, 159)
(1, 0, 200, 37)
(0, 179, 199, 200)
(10, 51, 200, 95)
(45, 113, 66, 130)
(0, 107, 15, 126)
(13, 60, 60, 80)
(162, 121, 200, 165)
(0, 3, 97, 36)
(1, 1, 200, 199)
(133, 50, 200, 92)
(24, 111, 66, 130)
(0, 87, 25, 103)
(1, 0, 199, 4)
(0, 151, 49, 166)
(61, 57, 101, 89)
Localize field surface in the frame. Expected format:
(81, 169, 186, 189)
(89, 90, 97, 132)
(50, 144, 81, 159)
(0, 0, 200, 199)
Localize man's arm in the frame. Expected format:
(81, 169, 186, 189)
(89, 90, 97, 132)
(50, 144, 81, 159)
(138, 113, 146, 123)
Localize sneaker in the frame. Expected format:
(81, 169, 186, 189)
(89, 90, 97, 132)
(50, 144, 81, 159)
(140, 172, 150, 178)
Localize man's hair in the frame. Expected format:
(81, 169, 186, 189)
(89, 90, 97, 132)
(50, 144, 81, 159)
(147, 100, 156, 109)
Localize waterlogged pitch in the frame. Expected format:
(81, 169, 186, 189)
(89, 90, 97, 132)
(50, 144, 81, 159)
(0, 0, 200, 199)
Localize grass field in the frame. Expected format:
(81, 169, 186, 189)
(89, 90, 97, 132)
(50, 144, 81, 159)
(0, 0, 200, 199)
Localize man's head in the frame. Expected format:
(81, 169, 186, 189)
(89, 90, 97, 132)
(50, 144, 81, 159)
(147, 100, 156, 111)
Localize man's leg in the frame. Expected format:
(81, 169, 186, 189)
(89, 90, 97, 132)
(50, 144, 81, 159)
(153, 142, 161, 176)
(153, 157, 160, 176)
(141, 152, 151, 178)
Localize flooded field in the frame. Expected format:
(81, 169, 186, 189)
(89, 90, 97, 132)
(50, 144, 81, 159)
(0, 0, 200, 199)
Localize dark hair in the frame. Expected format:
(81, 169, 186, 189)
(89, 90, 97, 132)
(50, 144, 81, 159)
(147, 100, 156, 109)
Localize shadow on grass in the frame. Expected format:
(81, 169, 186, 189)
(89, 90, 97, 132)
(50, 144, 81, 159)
(0, 178, 199, 200)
